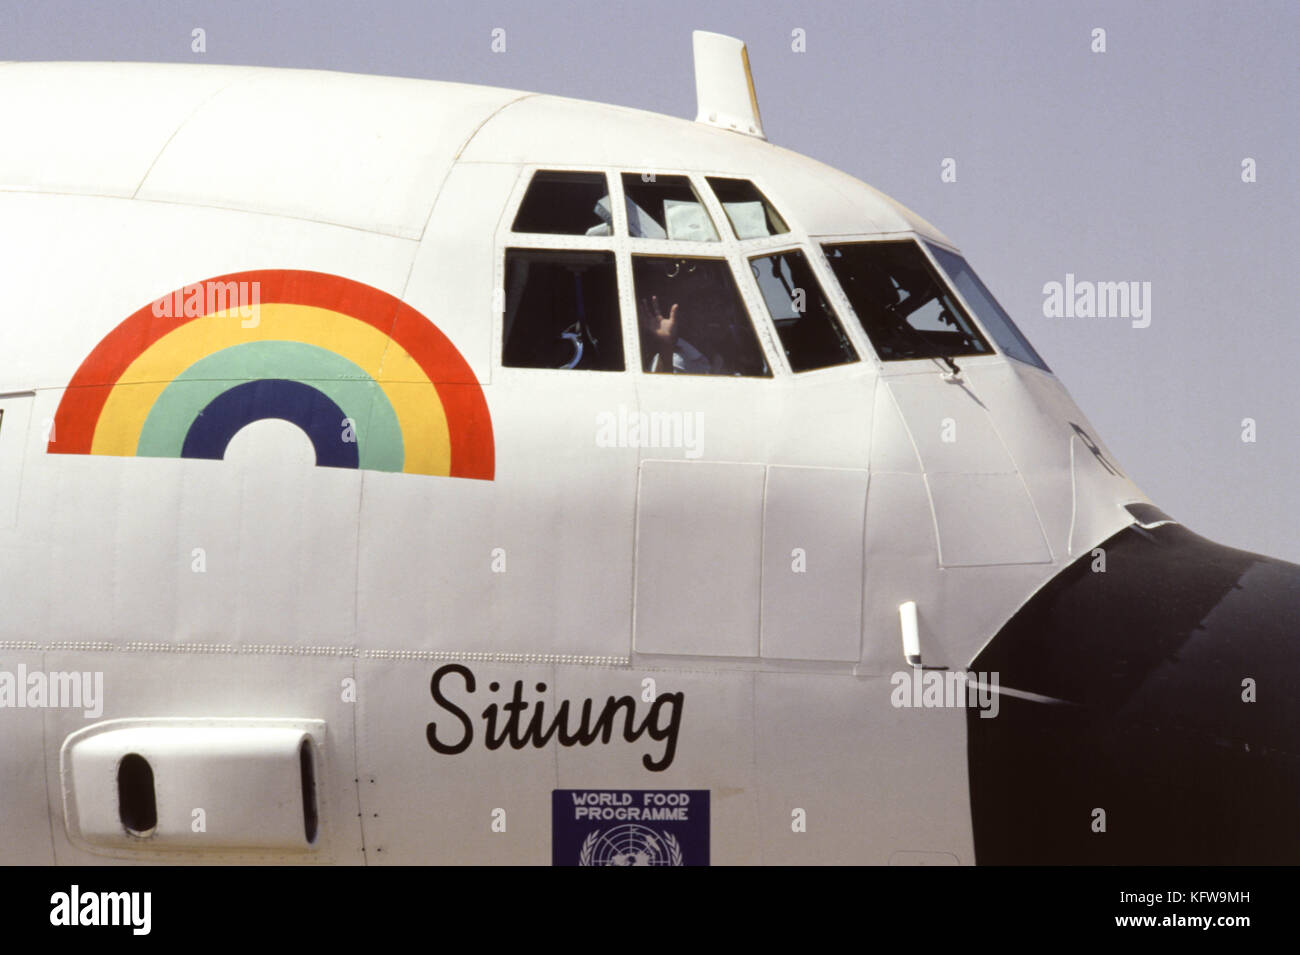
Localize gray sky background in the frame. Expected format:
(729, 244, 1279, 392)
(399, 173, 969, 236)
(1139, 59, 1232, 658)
(4, 0, 1296, 561)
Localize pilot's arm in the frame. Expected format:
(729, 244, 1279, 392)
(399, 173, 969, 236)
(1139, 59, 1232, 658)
(644, 295, 680, 373)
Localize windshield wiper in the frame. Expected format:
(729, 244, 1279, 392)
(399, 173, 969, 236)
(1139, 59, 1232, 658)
(884, 299, 964, 375)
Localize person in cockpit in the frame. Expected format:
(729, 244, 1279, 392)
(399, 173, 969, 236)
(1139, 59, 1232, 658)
(640, 294, 713, 374)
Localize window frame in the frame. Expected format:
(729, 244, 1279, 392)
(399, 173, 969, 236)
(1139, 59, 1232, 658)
(496, 165, 636, 377)
(627, 250, 776, 378)
(620, 170, 803, 377)
(509, 169, 619, 238)
(810, 233, 1011, 373)
(921, 240, 1052, 374)
(496, 164, 794, 379)
(705, 175, 792, 241)
(619, 171, 723, 244)
(501, 166, 1000, 381)
(745, 245, 860, 374)
(499, 247, 626, 373)
(496, 168, 1050, 379)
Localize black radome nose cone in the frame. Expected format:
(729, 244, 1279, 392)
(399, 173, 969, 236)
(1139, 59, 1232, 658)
(968, 521, 1300, 864)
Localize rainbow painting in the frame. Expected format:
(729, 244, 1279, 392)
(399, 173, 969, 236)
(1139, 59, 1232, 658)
(47, 269, 494, 479)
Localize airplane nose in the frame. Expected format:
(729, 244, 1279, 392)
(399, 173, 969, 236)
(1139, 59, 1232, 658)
(967, 518, 1300, 864)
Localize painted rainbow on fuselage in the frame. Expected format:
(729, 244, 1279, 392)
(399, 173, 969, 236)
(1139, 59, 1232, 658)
(47, 269, 494, 480)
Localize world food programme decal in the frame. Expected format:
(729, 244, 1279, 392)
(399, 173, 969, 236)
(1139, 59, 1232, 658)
(552, 790, 709, 866)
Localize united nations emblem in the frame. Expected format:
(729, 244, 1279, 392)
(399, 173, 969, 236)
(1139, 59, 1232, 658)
(578, 824, 685, 866)
(553, 790, 708, 866)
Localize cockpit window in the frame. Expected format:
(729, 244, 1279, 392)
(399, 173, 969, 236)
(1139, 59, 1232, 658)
(707, 177, 789, 239)
(621, 174, 720, 242)
(512, 171, 613, 236)
(502, 249, 624, 371)
(632, 255, 770, 376)
(926, 244, 1050, 371)
(822, 240, 992, 361)
(750, 249, 857, 372)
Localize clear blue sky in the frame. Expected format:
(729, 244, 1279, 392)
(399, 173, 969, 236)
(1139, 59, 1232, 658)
(4, 0, 1296, 560)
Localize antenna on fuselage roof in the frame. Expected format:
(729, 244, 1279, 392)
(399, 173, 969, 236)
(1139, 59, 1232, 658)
(692, 31, 766, 140)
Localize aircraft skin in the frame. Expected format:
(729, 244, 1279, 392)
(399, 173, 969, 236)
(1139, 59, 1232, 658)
(0, 35, 1296, 865)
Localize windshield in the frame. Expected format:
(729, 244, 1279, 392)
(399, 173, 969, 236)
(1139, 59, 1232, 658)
(750, 248, 857, 372)
(821, 240, 992, 361)
(926, 244, 1050, 372)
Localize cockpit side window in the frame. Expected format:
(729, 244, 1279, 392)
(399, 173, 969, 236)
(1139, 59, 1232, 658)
(926, 244, 1050, 371)
(750, 249, 857, 372)
(632, 255, 770, 376)
(707, 177, 789, 239)
(620, 174, 720, 242)
(822, 240, 992, 362)
(512, 171, 614, 236)
(502, 249, 624, 371)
